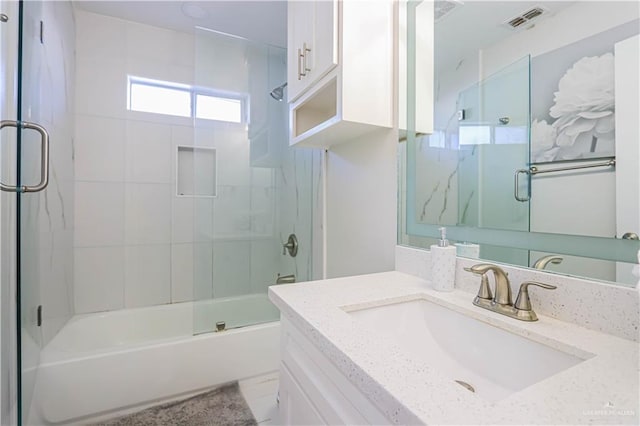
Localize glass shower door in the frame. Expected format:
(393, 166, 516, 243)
(191, 28, 314, 335)
(456, 56, 531, 232)
(1, 0, 49, 424)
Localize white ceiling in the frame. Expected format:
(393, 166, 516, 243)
(73, 1, 576, 70)
(73, 0, 287, 48)
(435, 1, 576, 72)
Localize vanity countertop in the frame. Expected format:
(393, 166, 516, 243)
(268, 271, 639, 425)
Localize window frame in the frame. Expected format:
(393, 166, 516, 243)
(127, 75, 248, 124)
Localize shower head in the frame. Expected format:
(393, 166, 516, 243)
(270, 82, 287, 101)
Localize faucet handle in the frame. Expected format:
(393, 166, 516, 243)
(464, 263, 508, 277)
(464, 265, 493, 301)
(514, 281, 557, 312)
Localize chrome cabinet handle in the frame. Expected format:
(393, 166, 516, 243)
(297, 43, 312, 80)
(514, 168, 530, 202)
(302, 42, 311, 73)
(0, 120, 50, 193)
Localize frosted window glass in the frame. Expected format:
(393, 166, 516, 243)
(196, 95, 243, 123)
(129, 83, 191, 117)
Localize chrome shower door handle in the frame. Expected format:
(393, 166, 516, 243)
(0, 120, 50, 193)
(514, 168, 531, 202)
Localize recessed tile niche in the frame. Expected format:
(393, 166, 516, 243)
(176, 146, 217, 198)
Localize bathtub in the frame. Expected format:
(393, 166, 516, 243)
(31, 294, 281, 424)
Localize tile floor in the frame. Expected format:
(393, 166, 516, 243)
(239, 372, 281, 425)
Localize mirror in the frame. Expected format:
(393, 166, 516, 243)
(402, 1, 640, 287)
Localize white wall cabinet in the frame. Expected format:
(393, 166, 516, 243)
(287, 0, 395, 148)
(287, 1, 338, 103)
(277, 317, 390, 425)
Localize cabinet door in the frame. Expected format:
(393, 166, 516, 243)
(309, 0, 338, 86)
(287, 0, 314, 102)
(287, 0, 338, 102)
(279, 365, 325, 425)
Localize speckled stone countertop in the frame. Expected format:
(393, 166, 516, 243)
(269, 271, 639, 425)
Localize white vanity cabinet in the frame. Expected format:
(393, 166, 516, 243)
(286, 0, 395, 148)
(277, 317, 389, 425)
(287, 0, 338, 103)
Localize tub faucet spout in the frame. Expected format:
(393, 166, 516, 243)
(276, 274, 296, 284)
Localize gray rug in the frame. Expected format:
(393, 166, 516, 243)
(94, 382, 257, 426)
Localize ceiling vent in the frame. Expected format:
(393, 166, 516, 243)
(435, 0, 464, 23)
(504, 6, 548, 30)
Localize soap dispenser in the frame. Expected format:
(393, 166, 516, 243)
(431, 227, 457, 292)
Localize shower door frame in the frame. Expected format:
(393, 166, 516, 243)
(1, 0, 50, 424)
(0, 0, 20, 424)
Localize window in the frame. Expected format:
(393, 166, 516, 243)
(127, 76, 246, 123)
(196, 95, 242, 123)
(129, 81, 191, 117)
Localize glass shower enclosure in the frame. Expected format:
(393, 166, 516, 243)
(188, 28, 314, 335)
(4, 4, 315, 423)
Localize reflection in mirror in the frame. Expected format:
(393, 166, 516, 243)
(402, 1, 640, 287)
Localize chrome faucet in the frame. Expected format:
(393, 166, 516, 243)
(464, 263, 557, 322)
(464, 263, 512, 306)
(533, 255, 563, 270)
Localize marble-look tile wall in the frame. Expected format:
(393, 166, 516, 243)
(11, 2, 76, 422)
(74, 11, 316, 313)
(18, 1, 76, 348)
(395, 245, 639, 342)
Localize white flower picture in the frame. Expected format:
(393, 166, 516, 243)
(531, 53, 615, 162)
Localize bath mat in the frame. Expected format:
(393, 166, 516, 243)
(94, 382, 257, 426)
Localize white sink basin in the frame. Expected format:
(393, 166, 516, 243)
(346, 299, 589, 402)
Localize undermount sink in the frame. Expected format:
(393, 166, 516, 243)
(345, 298, 590, 402)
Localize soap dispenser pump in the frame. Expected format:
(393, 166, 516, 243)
(430, 227, 457, 292)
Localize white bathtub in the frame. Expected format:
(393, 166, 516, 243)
(30, 294, 281, 424)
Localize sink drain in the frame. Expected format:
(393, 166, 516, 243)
(455, 380, 475, 393)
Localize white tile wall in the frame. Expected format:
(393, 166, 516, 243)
(75, 115, 125, 182)
(250, 239, 281, 293)
(212, 241, 252, 297)
(171, 196, 195, 243)
(73, 10, 306, 314)
(193, 199, 215, 242)
(74, 247, 125, 313)
(74, 182, 125, 247)
(126, 21, 194, 68)
(124, 245, 171, 308)
(75, 57, 127, 119)
(193, 242, 214, 300)
(125, 121, 172, 183)
(214, 186, 251, 236)
(75, 10, 126, 60)
(124, 183, 171, 244)
(171, 243, 194, 303)
(213, 129, 252, 187)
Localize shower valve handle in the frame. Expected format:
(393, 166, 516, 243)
(282, 234, 298, 257)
